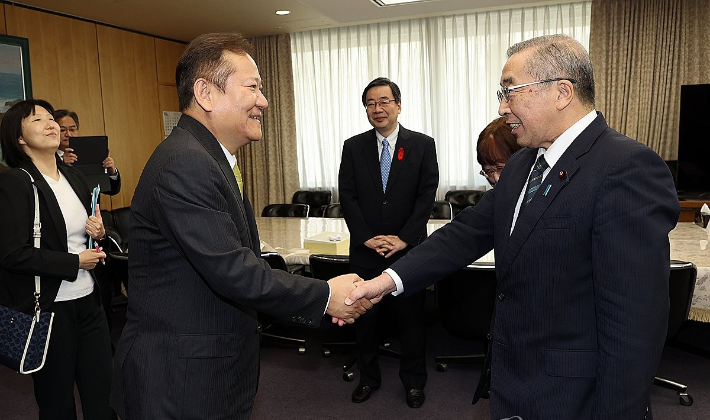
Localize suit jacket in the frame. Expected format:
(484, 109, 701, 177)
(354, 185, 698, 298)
(389, 113, 679, 419)
(0, 161, 100, 313)
(110, 115, 330, 420)
(338, 125, 438, 272)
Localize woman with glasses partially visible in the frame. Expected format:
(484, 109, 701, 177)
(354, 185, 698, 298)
(476, 117, 521, 187)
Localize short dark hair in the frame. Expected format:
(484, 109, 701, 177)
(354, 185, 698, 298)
(361, 77, 401, 107)
(1, 99, 56, 168)
(176, 32, 254, 111)
(53, 109, 80, 129)
(476, 117, 521, 166)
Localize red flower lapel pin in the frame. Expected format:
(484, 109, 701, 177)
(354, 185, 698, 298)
(397, 148, 404, 161)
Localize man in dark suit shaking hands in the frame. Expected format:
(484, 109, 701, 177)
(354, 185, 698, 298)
(344, 35, 679, 419)
(339, 77, 438, 408)
(110, 33, 371, 420)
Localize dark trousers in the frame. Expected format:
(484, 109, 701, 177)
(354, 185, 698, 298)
(354, 267, 427, 390)
(31, 292, 113, 420)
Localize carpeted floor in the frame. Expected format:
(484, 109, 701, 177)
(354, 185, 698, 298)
(1, 294, 709, 420)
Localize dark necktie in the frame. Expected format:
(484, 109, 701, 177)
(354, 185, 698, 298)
(380, 138, 391, 193)
(521, 154, 549, 212)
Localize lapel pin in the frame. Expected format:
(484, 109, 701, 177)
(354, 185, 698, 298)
(558, 170, 567, 179)
(543, 184, 552, 196)
(397, 148, 404, 161)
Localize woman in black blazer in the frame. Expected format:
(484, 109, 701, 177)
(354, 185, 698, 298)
(0, 99, 112, 419)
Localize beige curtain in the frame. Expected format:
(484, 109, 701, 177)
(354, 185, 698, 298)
(239, 33, 300, 215)
(590, 0, 710, 159)
(589, 0, 682, 158)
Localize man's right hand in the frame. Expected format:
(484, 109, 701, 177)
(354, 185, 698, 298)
(63, 147, 78, 165)
(364, 236, 389, 251)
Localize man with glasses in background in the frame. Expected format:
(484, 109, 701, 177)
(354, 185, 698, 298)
(344, 35, 679, 419)
(54, 109, 121, 195)
(339, 77, 438, 408)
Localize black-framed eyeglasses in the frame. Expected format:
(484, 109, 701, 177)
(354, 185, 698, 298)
(365, 98, 396, 109)
(496, 78, 577, 103)
(479, 166, 505, 178)
(59, 126, 79, 134)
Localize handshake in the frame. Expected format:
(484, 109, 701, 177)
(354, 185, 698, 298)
(325, 273, 398, 325)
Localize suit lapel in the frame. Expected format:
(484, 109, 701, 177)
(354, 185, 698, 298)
(495, 113, 607, 284)
(177, 115, 254, 250)
(19, 162, 70, 250)
(386, 126, 409, 197)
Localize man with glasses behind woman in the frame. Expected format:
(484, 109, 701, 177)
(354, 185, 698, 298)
(54, 109, 121, 196)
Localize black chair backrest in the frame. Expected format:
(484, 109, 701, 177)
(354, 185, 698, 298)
(430, 200, 452, 220)
(323, 203, 344, 218)
(101, 209, 115, 230)
(309, 254, 350, 280)
(445, 190, 485, 216)
(436, 262, 497, 341)
(261, 203, 310, 218)
(291, 191, 332, 217)
(112, 207, 132, 246)
(262, 252, 288, 271)
(667, 260, 697, 340)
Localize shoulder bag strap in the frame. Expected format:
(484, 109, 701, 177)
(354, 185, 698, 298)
(19, 169, 42, 317)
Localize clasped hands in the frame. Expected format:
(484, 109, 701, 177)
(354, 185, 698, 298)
(364, 235, 407, 258)
(326, 273, 398, 326)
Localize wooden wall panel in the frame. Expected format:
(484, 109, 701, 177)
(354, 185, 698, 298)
(5, 6, 105, 136)
(155, 38, 185, 86)
(97, 26, 162, 209)
(0, 5, 7, 34)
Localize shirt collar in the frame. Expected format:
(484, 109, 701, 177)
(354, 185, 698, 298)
(375, 123, 400, 144)
(538, 109, 597, 166)
(219, 142, 237, 169)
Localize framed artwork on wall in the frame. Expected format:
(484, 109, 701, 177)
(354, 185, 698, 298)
(0, 34, 32, 113)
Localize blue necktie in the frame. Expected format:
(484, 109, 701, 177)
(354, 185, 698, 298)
(521, 154, 549, 211)
(380, 138, 391, 193)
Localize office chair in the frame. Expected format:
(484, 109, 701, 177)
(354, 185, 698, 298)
(260, 252, 308, 355)
(309, 254, 401, 381)
(430, 200, 453, 220)
(261, 203, 310, 218)
(444, 189, 485, 217)
(291, 190, 332, 217)
(309, 254, 357, 380)
(654, 260, 697, 406)
(323, 203, 344, 218)
(435, 262, 497, 373)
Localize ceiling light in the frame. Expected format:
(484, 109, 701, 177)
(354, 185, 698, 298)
(275, 10, 291, 15)
(371, 0, 428, 6)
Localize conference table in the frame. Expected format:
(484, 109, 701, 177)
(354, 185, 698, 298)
(256, 217, 710, 323)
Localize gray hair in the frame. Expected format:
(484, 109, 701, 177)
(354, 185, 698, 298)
(507, 34, 595, 107)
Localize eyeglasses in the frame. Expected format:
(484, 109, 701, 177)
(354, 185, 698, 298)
(60, 126, 79, 135)
(365, 98, 396, 109)
(496, 78, 577, 103)
(479, 166, 505, 178)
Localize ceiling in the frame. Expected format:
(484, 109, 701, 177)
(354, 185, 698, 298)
(10, 0, 561, 42)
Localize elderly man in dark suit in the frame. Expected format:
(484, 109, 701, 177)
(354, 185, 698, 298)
(339, 77, 438, 408)
(110, 32, 371, 420)
(343, 34, 679, 419)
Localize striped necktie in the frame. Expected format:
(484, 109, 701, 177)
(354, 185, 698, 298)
(232, 163, 243, 196)
(380, 138, 391, 193)
(521, 154, 549, 212)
